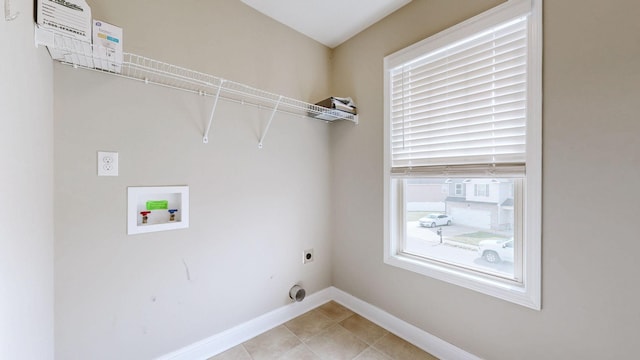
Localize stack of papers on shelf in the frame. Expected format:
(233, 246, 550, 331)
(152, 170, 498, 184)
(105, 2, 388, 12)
(311, 96, 357, 120)
(315, 96, 358, 115)
(93, 20, 123, 73)
(36, 0, 93, 68)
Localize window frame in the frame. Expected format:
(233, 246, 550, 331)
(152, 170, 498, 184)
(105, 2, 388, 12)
(383, 0, 542, 310)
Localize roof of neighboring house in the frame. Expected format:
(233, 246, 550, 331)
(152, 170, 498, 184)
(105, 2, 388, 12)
(407, 179, 447, 185)
(445, 197, 515, 206)
(445, 196, 498, 204)
(501, 198, 514, 206)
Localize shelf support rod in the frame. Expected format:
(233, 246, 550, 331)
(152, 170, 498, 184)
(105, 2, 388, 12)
(258, 96, 282, 149)
(202, 80, 225, 144)
(4, 0, 19, 21)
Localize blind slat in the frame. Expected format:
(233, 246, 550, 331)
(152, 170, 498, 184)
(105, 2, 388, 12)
(391, 41, 527, 89)
(392, 71, 526, 109)
(392, 87, 526, 118)
(390, 163, 526, 177)
(392, 100, 526, 130)
(391, 26, 527, 79)
(390, 16, 529, 170)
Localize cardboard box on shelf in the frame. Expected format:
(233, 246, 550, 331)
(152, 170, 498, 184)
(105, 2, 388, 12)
(93, 20, 123, 73)
(36, 0, 93, 68)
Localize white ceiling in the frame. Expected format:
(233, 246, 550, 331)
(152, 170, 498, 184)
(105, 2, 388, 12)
(241, 0, 412, 48)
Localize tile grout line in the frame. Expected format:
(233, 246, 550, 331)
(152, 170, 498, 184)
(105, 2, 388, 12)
(314, 306, 365, 360)
(299, 304, 386, 360)
(369, 336, 394, 360)
(239, 343, 253, 360)
(229, 301, 427, 360)
(282, 304, 369, 360)
(330, 322, 372, 360)
(282, 317, 324, 359)
(346, 319, 395, 360)
(350, 345, 373, 360)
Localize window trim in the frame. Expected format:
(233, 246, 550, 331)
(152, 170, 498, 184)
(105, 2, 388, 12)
(383, 0, 541, 310)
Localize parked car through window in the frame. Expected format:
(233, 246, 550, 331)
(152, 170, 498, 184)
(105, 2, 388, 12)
(418, 214, 452, 228)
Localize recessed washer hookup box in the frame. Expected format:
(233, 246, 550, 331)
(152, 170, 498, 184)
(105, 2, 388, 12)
(93, 20, 123, 73)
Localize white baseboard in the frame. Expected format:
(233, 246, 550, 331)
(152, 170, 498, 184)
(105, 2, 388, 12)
(156, 287, 334, 360)
(157, 286, 480, 360)
(330, 287, 481, 360)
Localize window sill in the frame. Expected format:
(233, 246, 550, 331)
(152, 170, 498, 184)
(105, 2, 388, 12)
(384, 252, 540, 310)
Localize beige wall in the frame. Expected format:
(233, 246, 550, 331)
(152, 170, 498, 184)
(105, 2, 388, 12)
(54, 1, 333, 359)
(330, 0, 640, 359)
(0, 0, 54, 359)
(87, 0, 330, 102)
(22, 0, 640, 358)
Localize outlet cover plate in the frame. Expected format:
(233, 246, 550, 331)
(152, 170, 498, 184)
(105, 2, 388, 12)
(98, 151, 119, 176)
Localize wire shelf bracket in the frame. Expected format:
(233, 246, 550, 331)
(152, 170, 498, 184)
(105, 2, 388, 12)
(34, 26, 358, 145)
(202, 79, 225, 144)
(258, 96, 283, 149)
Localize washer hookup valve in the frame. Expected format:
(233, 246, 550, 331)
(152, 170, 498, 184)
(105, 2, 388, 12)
(168, 209, 178, 221)
(140, 211, 151, 224)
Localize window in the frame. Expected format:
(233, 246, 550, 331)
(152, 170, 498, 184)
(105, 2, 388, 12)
(474, 184, 490, 197)
(384, 0, 541, 309)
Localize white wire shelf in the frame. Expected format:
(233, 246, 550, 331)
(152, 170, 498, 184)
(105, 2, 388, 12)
(34, 25, 358, 145)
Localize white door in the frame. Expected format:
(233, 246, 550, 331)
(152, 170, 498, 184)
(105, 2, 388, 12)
(451, 208, 491, 229)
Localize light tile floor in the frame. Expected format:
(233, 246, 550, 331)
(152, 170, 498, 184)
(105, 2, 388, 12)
(209, 301, 438, 360)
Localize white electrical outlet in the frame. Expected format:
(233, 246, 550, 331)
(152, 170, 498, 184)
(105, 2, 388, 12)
(303, 249, 314, 264)
(97, 151, 119, 176)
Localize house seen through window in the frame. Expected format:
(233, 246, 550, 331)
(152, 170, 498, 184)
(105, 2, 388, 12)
(405, 178, 516, 279)
(474, 183, 490, 197)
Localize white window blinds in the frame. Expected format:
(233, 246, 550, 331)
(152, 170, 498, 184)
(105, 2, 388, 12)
(389, 16, 529, 176)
